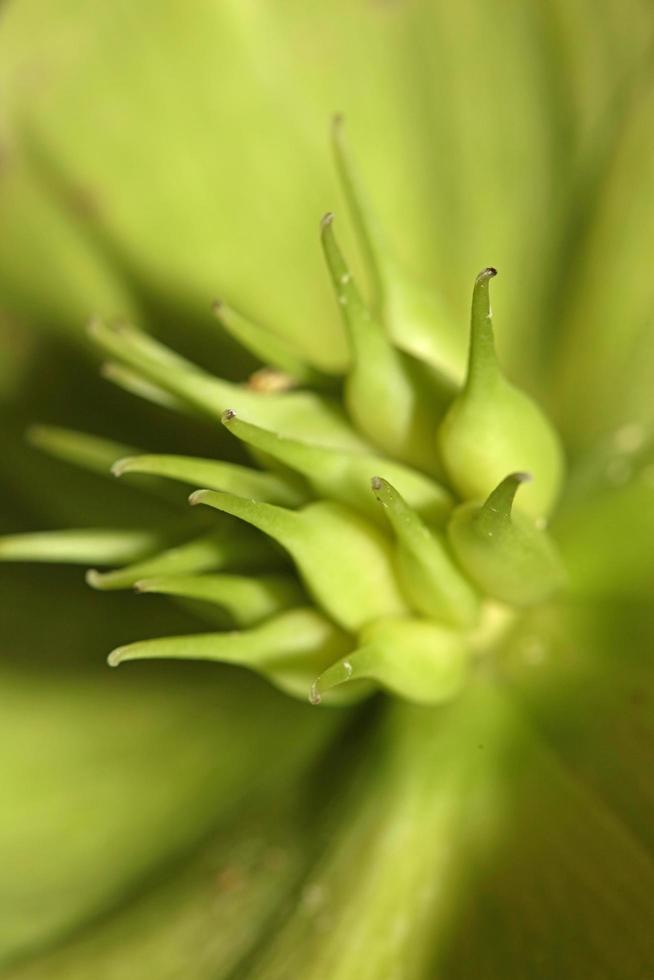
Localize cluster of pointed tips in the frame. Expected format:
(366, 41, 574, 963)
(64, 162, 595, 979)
(0, 119, 568, 707)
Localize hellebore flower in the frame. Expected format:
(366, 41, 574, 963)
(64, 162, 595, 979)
(1, 2, 654, 978)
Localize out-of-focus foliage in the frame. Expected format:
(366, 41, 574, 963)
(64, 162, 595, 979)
(1, 2, 654, 978)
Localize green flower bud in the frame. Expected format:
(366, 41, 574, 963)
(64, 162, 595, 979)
(371, 476, 479, 627)
(190, 490, 408, 631)
(221, 409, 451, 526)
(437, 269, 564, 518)
(310, 617, 469, 706)
(447, 472, 566, 606)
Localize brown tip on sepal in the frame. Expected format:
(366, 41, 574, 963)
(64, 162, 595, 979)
(107, 648, 123, 668)
(188, 489, 209, 506)
(370, 475, 383, 491)
(320, 211, 335, 231)
(221, 408, 237, 424)
(511, 471, 532, 484)
(211, 299, 223, 315)
(476, 267, 498, 285)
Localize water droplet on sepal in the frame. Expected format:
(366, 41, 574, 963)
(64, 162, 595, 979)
(310, 617, 469, 706)
(106, 607, 353, 702)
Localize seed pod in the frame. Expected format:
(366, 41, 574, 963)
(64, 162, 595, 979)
(437, 269, 564, 518)
(447, 473, 566, 607)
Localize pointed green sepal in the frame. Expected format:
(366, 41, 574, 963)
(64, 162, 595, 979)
(27, 425, 185, 506)
(371, 477, 479, 627)
(222, 409, 451, 525)
(310, 617, 469, 706)
(134, 572, 305, 628)
(331, 114, 463, 379)
(101, 361, 197, 416)
(212, 300, 326, 385)
(320, 213, 443, 475)
(190, 490, 408, 631)
(86, 525, 279, 591)
(0, 527, 165, 566)
(89, 318, 366, 450)
(113, 453, 306, 507)
(447, 473, 566, 606)
(27, 425, 136, 478)
(437, 269, 564, 518)
(108, 607, 354, 702)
